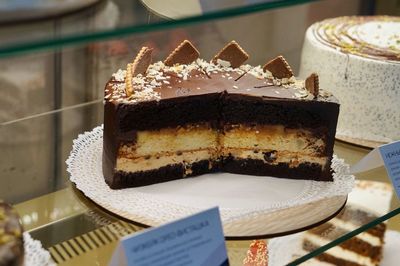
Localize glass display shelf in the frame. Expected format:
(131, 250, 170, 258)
(0, 0, 318, 57)
(1, 0, 396, 265)
(2, 101, 399, 265)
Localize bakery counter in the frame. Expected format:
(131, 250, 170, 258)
(1, 0, 397, 265)
(8, 139, 399, 265)
(1, 93, 398, 265)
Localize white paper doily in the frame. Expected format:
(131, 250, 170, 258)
(23, 232, 55, 266)
(67, 125, 354, 236)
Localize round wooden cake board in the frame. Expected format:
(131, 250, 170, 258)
(336, 134, 387, 149)
(77, 186, 347, 239)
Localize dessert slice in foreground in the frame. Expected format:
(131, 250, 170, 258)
(103, 40, 339, 189)
(299, 181, 392, 266)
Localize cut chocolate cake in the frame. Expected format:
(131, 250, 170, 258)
(103, 40, 340, 189)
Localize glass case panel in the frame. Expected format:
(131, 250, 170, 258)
(1, 0, 398, 265)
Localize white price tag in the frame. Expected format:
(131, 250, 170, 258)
(350, 140, 400, 199)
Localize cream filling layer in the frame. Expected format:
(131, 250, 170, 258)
(116, 149, 215, 172)
(120, 125, 217, 157)
(304, 233, 377, 266)
(116, 124, 328, 172)
(329, 218, 382, 246)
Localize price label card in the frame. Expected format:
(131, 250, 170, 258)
(379, 141, 400, 199)
(109, 207, 228, 266)
(350, 140, 400, 199)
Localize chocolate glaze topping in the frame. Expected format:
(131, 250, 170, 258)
(106, 40, 338, 105)
(106, 61, 336, 103)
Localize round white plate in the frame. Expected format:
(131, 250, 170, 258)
(67, 126, 353, 237)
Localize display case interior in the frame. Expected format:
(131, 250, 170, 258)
(0, 0, 399, 265)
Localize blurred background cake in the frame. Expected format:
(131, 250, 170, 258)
(268, 180, 394, 266)
(300, 180, 392, 266)
(299, 16, 400, 145)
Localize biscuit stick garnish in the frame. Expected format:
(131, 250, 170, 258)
(125, 63, 133, 96)
(125, 47, 153, 96)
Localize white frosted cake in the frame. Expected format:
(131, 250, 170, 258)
(299, 16, 400, 143)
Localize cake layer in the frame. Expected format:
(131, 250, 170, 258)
(306, 226, 382, 260)
(222, 159, 329, 180)
(303, 237, 376, 266)
(114, 123, 330, 178)
(116, 149, 215, 173)
(222, 149, 327, 168)
(327, 218, 382, 246)
(112, 160, 216, 188)
(221, 124, 326, 156)
(118, 123, 218, 157)
(118, 124, 326, 158)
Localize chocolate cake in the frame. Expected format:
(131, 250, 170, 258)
(0, 201, 24, 266)
(103, 40, 339, 189)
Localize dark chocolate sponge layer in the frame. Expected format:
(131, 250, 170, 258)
(222, 158, 333, 182)
(107, 160, 218, 189)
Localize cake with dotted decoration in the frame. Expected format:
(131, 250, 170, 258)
(103, 40, 340, 189)
(300, 16, 400, 144)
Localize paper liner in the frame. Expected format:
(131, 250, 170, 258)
(23, 233, 55, 266)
